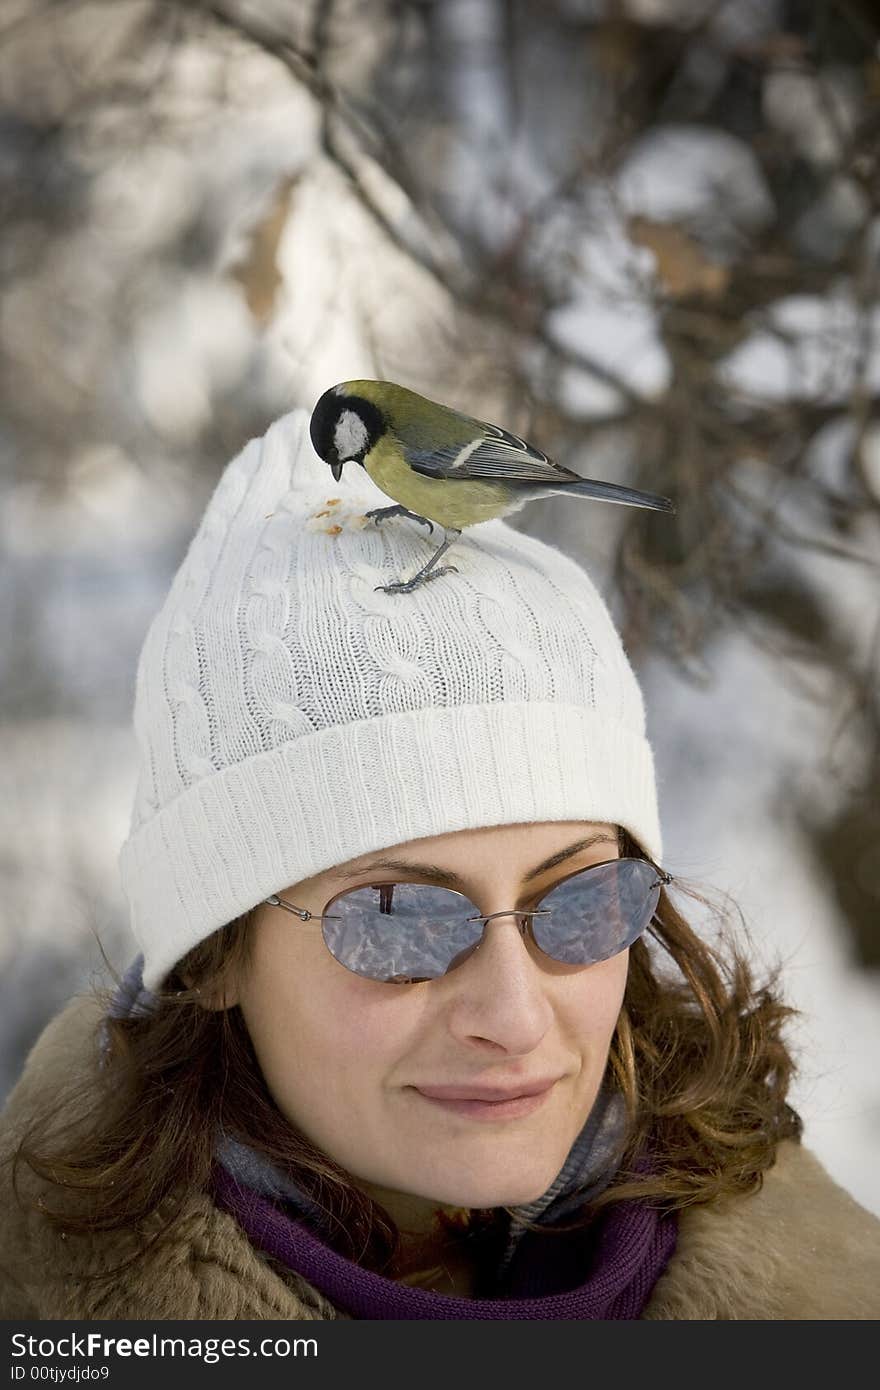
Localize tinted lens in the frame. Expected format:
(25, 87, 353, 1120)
(530, 858, 661, 965)
(321, 882, 483, 983)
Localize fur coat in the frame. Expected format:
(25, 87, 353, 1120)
(1, 991, 879, 1320)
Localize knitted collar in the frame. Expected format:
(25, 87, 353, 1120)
(210, 1157, 678, 1318)
(103, 952, 631, 1279)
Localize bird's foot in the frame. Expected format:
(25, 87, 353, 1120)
(365, 505, 436, 534)
(365, 505, 407, 525)
(374, 565, 458, 595)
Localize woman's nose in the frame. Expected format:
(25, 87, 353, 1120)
(443, 912, 553, 1056)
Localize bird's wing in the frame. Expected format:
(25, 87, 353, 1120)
(403, 420, 579, 485)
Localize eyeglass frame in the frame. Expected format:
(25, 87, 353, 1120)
(260, 855, 674, 971)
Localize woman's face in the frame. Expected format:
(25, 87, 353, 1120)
(226, 821, 629, 1229)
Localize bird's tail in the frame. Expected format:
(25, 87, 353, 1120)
(549, 477, 675, 513)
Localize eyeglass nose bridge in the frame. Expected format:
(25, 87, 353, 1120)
(464, 907, 552, 933)
(439, 907, 548, 974)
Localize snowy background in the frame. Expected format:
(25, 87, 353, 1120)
(1, 0, 878, 1216)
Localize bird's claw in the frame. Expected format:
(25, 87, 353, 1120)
(365, 506, 436, 535)
(374, 565, 458, 595)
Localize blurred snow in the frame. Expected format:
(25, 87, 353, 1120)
(271, 162, 456, 403)
(639, 403, 880, 1215)
(616, 124, 775, 253)
(623, 0, 782, 37)
(548, 298, 672, 403)
(0, 721, 138, 1100)
(863, 423, 880, 500)
(719, 292, 880, 403)
(763, 65, 861, 166)
(133, 276, 256, 441)
(538, 190, 672, 414)
(2, 449, 203, 557)
(793, 176, 870, 263)
(552, 361, 629, 419)
(538, 122, 781, 416)
(645, 632, 880, 1217)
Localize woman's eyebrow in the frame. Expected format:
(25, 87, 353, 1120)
(333, 832, 619, 888)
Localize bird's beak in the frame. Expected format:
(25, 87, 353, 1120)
(326, 447, 343, 483)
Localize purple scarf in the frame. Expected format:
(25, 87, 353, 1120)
(210, 1161, 677, 1320)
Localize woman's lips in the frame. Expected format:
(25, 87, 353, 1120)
(412, 1080, 557, 1121)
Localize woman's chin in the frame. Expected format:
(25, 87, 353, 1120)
(407, 1170, 558, 1212)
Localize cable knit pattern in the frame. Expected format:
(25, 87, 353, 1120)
(119, 409, 662, 990)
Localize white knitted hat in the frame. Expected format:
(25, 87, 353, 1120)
(119, 408, 662, 992)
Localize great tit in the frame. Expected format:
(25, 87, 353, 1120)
(309, 379, 675, 595)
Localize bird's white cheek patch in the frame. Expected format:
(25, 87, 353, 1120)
(334, 410, 370, 461)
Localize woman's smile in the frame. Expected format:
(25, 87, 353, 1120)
(409, 1075, 562, 1121)
(411, 1084, 557, 1121)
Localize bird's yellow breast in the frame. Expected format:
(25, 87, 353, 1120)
(363, 438, 517, 528)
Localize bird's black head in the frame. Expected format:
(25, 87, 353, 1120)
(309, 386, 385, 482)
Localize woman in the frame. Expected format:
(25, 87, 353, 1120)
(1, 408, 878, 1319)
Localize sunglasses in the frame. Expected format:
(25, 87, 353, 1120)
(263, 857, 672, 985)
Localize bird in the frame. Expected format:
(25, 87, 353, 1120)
(308, 379, 675, 595)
